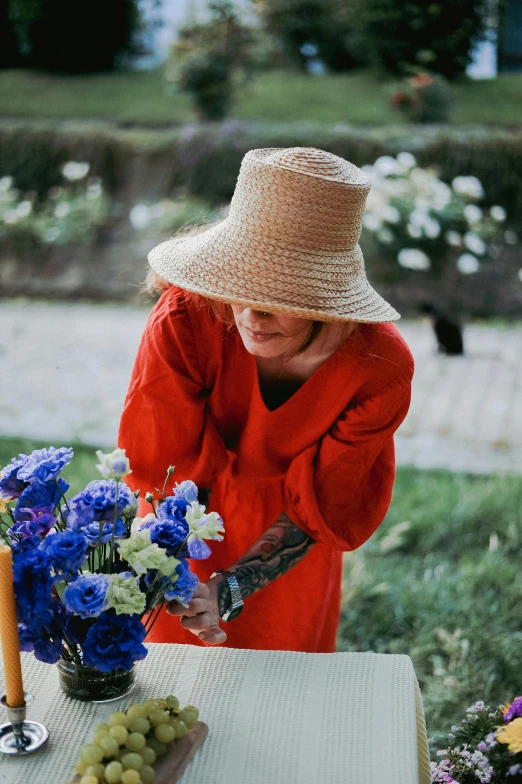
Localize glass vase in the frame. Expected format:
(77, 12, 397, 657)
(57, 658, 137, 703)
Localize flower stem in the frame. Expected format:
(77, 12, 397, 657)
(108, 480, 120, 573)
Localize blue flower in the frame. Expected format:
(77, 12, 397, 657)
(11, 535, 41, 555)
(82, 612, 148, 672)
(187, 537, 212, 560)
(10, 507, 56, 538)
(82, 519, 127, 546)
(158, 496, 189, 524)
(41, 530, 88, 574)
(66, 480, 134, 530)
(16, 447, 74, 485)
(174, 480, 199, 504)
(147, 518, 189, 557)
(163, 560, 199, 604)
(63, 574, 110, 618)
(18, 599, 66, 664)
(15, 478, 69, 520)
(0, 455, 31, 501)
(13, 548, 53, 624)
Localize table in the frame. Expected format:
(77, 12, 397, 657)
(0, 645, 431, 784)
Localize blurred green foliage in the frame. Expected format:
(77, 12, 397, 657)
(338, 468, 522, 751)
(3, 0, 142, 73)
(168, 0, 257, 120)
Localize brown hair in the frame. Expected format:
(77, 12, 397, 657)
(142, 268, 358, 356)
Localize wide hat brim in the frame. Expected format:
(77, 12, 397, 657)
(148, 217, 400, 324)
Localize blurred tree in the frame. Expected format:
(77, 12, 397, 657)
(168, 0, 256, 121)
(252, 0, 360, 72)
(0, 0, 22, 67)
(344, 0, 490, 79)
(6, 0, 143, 73)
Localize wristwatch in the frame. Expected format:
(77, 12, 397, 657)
(211, 570, 244, 622)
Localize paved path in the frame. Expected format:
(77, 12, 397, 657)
(1, 300, 521, 475)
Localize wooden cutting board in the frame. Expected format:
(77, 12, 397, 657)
(70, 722, 209, 784)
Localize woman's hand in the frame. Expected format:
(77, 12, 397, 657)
(166, 579, 227, 645)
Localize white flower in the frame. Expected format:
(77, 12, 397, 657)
(518, 269, 522, 283)
(16, 200, 32, 218)
(397, 152, 416, 169)
(445, 230, 462, 247)
(374, 155, 403, 177)
(490, 205, 506, 222)
(87, 183, 102, 200)
(185, 501, 225, 541)
(451, 175, 484, 201)
(377, 228, 394, 244)
(0, 176, 13, 192)
(504, 230, 518, 245)
(362, 212, 382, 232)
(398, 249, 431, 270)
(457, 253, 480, 274)
(129, 204, 151, 231)
(42, 226, 61, 243)
(62, 161, 90, 181)
(382, 205, 401, 224)
(95, 447, 132, 479)
(3, 209, 20, 224)
(424, 218, 441, 239)
(407, 223, 422, 239)
(464, 204, 483, 224)
(130, 512, 156, 536)
(464, 232, 486, 255)
(54, 202, 70, 219)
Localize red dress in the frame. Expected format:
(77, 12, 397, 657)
(117, 286, 414, 653)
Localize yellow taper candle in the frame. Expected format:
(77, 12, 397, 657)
(0, 545, 25, 707)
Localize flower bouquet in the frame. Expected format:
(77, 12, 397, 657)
(0, 446, 224, 700)
(431, 697, 522, 782)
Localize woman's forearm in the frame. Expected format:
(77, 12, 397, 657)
(216, 512, 315, 615)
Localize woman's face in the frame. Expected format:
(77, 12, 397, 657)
(231, 305, 315, 360)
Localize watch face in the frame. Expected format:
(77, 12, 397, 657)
(222, 604, 244, 622)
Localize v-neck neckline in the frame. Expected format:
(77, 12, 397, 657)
(249, 339, 349, 415)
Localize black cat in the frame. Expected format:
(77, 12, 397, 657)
(419, 302, 464, 355)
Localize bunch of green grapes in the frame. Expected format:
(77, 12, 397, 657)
(74, 696, 199, 784)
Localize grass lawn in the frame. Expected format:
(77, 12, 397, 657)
(0, 67, 521, 127)
(2, 436, 521, 753)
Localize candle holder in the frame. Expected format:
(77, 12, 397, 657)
(0, 692, 49, 755)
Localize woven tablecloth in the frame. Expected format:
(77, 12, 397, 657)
(0, 644, 431, 784)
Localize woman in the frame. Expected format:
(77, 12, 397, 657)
(118, 147, 414, 653)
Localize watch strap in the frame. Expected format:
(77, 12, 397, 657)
(212, 570, 244, 621)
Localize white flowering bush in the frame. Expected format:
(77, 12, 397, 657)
(128, 197, 224, 235)
(360, 153, 514, 277)
(0, 162, 110, 246)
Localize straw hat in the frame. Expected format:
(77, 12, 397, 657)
(148, 147, 400, 323)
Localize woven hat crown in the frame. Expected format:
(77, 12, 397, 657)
(148, 146, 400, 323)
(228, 148, 371, 253)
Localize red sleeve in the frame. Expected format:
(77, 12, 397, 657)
(117, 289, 229, 514)
(282, 362, 414, 551)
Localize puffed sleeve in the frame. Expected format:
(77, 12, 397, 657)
(117, 289, 229, 515)
(282, 363, 413, 551)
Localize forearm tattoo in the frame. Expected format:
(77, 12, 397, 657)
(217, 512, 315, 615)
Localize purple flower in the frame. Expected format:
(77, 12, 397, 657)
(41, 530, 88, 574)
(163, 560, 199, 604)
(0, 455, 31, 500)
(11, 535, 41, 555)
(82, 519, 127, 546)
(16, 447, 73, 485)
(66, 480, 134, 530)
(13, 548, 53, 624)
(82, 612, 148, 672)
(148, 518, 189, 557)
(63, 574, 110, 618)
(504, 697, 522, 723)
(15, 479, 69, 520)
(508, 764, 521, 776)
(10, 506, 56, 538)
